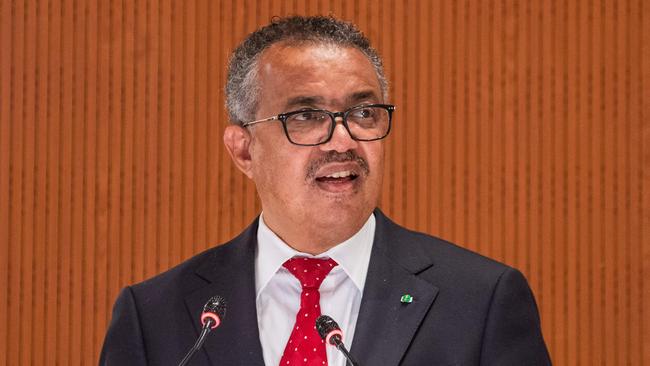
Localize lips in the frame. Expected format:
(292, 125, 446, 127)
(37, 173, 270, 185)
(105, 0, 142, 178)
(306, 151, 369, 193)
(315, 169, 359, 183)
(310, 162, 365, 194)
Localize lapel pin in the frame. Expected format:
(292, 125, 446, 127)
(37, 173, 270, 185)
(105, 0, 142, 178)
(400, 294, 413, 304)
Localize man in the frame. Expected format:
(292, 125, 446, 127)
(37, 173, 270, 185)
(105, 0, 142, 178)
(100, 16, 551, 365)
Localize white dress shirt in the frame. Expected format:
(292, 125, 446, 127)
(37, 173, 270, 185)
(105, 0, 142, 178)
(255, 213, 375, 366)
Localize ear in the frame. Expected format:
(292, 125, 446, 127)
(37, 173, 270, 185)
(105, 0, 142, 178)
(223, 125, 254, 179)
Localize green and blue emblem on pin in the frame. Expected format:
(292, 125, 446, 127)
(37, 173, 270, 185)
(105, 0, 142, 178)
(400, 294, 413, 303)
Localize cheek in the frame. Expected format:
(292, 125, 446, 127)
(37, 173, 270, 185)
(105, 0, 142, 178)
(249, 139, 311, 194)
(365, 144, 385, 175)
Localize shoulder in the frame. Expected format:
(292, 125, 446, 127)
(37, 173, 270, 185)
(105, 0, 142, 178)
(130, 245, 217, 296)
(374, 209, 517, 287)
(128, 217, 259, 303)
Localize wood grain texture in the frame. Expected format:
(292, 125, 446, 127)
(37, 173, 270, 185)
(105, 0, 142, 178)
(0, 0, 648, 364)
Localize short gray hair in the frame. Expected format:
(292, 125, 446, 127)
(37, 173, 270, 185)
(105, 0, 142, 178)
(225, 15, 389, 125)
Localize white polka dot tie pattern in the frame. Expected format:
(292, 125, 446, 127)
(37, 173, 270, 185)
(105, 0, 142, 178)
(280, 257, 338, 366)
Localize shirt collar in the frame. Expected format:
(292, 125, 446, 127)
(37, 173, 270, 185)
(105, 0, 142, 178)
(255, 213, 376, 299)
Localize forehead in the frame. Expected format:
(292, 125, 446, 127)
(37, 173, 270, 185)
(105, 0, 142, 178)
(256, 43, 382, 111)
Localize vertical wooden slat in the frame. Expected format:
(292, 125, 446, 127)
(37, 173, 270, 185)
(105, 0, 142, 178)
(556, 0, 569, 361)
(6, 2, 24, 365)
(539, 0, 554, 355)
(217, 0, 232, 241)
(169, 0, 182, 267)
(504, 0, 518, 268)
(0, 2, 6, 364)
(22, 1, 37, 365)
(132, 0, 147, 284)
(576, 0, 590, 363)
(630, 1, 650, 364)
(58, 0, 74, 362)
(518, 0, 531, 286)
(470, 1, 486, 258)
(566, 2, 579, 364)
(594, 1, 605, 359)
(66, 0, 85, 360)
(0, 1, 12, 365)
(456, 0, 469, 248)
(603, 1, 617, 365)
(463, 0, 478, 253)
(205, 0, 220, 246)
(180, 0, 195, 260)
(636, 3, 648, 365)
(623, 1, 636, 361)
(143, 0, 159, 279)
(120, 0, 134, 289)
(82, 0, 101, 353)
(436, 0, 450, 239)
(94, 0, 111, 332)
(490, 0, 505, 262)
(157, 0, 171, 274)
(615, 2, 630, 363)
(193, 0, 207, 253)
(35, 1, 53, 363)
(415, 0, 432, 235)
(45, 0, 63, 361)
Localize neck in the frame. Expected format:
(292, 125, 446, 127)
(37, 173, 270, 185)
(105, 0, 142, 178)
(261, 212, 370, 255)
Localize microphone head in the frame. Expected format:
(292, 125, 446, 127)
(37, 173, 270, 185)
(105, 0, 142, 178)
(316, 315, 344, 345)
(201, 295, 227, 329)
(203, 295, 227, 318)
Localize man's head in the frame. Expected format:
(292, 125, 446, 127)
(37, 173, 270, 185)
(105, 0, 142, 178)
(223, 16, 391, 253)
(225, 16, 388, 125)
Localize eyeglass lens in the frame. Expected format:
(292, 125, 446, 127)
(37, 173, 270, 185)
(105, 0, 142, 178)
(284, 106, 390, 145)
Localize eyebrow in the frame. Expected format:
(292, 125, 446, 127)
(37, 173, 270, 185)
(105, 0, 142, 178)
(346, 90, 380, 104)
(283, 90, 381, 111)
(284, 96, 326, 110)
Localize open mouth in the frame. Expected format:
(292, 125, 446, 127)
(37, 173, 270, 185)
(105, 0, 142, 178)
(315, 170, 359, 183)
(306, 151, 369, 191)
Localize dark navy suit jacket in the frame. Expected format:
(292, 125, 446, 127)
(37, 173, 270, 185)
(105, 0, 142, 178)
(100, 210, 551, 365)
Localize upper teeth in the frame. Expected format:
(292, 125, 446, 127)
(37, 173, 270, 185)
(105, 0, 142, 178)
(325, 171, 353, 178)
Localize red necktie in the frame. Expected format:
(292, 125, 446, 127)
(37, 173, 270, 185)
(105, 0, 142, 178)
(280, 257, 338, 366)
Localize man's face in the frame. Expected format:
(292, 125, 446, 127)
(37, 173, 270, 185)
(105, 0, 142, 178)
(227, 43, 386, 249)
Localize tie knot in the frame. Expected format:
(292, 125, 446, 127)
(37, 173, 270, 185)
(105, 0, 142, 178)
(283, 257, 338, 289)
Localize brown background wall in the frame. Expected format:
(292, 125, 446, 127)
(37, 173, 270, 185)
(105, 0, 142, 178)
(1, 0, 648, 364)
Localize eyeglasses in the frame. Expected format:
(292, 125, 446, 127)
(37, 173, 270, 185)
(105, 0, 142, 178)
(241, 104, 395, 146)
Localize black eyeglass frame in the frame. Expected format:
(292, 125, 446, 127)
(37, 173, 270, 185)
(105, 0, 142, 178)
(241, 103, 396, 146)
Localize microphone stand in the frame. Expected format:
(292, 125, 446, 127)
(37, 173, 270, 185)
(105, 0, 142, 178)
(178, 319, 214, 366)
(331, 336, 359, 366)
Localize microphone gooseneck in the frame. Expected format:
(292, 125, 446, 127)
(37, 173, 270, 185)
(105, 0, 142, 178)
(178, 295, 228, 366)
(316, 315, 360, 366)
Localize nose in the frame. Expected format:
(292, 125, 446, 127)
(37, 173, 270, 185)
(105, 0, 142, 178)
(319, 117, 358, 153)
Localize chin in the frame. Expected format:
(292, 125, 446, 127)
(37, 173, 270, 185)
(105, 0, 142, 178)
(317, 198, 374, 220)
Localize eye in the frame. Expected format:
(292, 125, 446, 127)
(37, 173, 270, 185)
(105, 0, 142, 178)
(291, 111, 326, 122)
(350, 107, 375, 119)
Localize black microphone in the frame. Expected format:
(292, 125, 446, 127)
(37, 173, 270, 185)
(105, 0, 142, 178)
(178, 295, 227, 366)
(316, 315, 360, 366)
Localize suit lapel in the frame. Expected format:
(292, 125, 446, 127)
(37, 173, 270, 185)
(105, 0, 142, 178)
(350, 211, 439, 365)
(183, 219, 266, 366)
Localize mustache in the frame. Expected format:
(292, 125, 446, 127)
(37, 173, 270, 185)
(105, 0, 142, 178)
(306, 151, 370, 179)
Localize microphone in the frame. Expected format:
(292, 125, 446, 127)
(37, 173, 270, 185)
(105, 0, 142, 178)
(178, 295, 227, 366)
(316, 315, 360, 366)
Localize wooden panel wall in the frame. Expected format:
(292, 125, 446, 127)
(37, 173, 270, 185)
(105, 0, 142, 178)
(1, 0, 648, 364)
